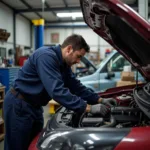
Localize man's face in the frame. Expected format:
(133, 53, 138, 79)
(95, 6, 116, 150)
(65, 45, 86, 66)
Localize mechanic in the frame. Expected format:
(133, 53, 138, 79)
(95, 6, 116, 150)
(3, 34, 116, 150)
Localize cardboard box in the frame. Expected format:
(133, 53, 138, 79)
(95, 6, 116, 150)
(116, 81, 142, 87)
(121, 71, 135, 81)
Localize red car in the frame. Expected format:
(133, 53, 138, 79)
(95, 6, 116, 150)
(29, 0, 150, 150)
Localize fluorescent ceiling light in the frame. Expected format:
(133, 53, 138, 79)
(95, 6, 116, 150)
(57, 12, 83, 19)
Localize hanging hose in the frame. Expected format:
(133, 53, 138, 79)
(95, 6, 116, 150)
(79, 112, 86, 127)
(100, 115, 116, 127)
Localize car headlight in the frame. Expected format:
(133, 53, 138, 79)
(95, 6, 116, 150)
(38, 131, 85, 150)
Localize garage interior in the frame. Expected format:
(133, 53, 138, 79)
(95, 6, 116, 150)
(0, 0, 149, 149)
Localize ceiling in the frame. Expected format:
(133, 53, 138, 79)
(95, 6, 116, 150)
(0, 0, 150, 25)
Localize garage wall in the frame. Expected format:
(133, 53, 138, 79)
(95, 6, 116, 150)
(16, 15, 30, 47)
(0, 2, 14, 53)
(44, 27, 112, 59)
(73, 28, 112, 59)
(0, 2, 31, 58)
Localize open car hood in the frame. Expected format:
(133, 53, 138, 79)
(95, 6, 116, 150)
(80, 0, 150, 80)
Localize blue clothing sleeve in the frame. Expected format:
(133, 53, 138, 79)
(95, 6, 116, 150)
(66, 69, 100, 105)
(35, 53, 87, 112)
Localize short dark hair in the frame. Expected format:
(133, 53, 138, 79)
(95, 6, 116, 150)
(61, 34, 90, 52)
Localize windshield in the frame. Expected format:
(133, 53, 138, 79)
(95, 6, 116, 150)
(96, 57, 108, 69)
(96, 50, 117, 69)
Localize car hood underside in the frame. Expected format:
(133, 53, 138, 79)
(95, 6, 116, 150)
(80, 0, 150, 80)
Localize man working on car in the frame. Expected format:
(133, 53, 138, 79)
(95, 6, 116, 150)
(4, 34, 116, 150)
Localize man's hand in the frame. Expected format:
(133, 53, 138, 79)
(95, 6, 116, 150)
(101, 98, 117, 107)
(87, 104, 109, 116)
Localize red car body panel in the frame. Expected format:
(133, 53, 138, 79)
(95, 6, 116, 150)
(115, 127, 150, 150)
(99, 83, 144, 98)
(29, 84, 150, 150)
(28, 133, 41, 150)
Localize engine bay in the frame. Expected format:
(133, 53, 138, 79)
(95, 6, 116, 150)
(55, 84, 150, 129)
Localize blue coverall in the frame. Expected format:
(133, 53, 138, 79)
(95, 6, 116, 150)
(3, 45, 100, 150)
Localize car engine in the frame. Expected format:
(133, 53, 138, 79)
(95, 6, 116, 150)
(56, 91, 150, 129)
(78, 106, 148, 128)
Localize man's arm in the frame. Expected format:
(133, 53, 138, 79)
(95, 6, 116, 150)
(35, 53, 87, 113)
(66, 69, 117, 107)
(65, 68, 100, 105)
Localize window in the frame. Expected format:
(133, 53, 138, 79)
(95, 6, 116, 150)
(75, 57, 96, 77)
(111, 55, 130, 72)
(101, 53, 132, 73)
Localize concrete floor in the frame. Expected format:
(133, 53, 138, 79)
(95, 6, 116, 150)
(0, 105, 50, 150)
